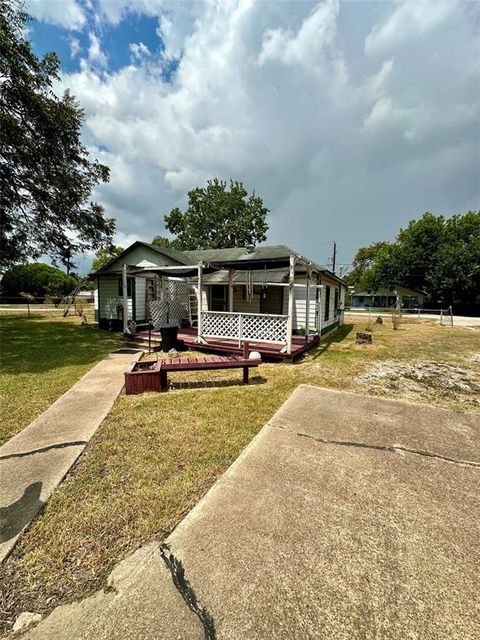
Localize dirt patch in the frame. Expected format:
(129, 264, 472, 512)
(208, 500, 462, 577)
(355, 360, 480, 406)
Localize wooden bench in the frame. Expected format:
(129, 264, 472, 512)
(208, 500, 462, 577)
(158, 352, 261, 391)
(124, 344, 262, 394)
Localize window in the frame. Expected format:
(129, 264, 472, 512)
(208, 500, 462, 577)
(118, 277, 134, 297)
(210, 285, 227, 311)
(334, 287, 339, 314)
(324, 285, 330, 321)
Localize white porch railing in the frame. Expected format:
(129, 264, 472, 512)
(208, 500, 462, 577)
(201, 311, 289, 345)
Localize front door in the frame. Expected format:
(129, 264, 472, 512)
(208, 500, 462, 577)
(261, 286, 283, 314)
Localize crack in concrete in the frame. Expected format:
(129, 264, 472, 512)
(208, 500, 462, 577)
(0, 441, 88, 461)
(290, 430, 480, 468)
(159, 544, 216, 640)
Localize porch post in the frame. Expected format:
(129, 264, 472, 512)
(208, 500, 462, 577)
(196, 262, 207, 344)
(305, 266, 311, 342)
(228, 269, 234, 312)
(122, 264, 129, 334)
(285, 254, 296, 354)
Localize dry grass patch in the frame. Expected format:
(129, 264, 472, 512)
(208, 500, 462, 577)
(1, 319, 479, 631)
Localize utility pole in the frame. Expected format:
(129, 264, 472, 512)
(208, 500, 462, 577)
(332, 241, 337, 274)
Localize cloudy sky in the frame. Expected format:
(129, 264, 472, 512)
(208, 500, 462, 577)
(27, 0, 479, 272)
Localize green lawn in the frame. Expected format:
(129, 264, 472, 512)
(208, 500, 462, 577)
(0, 312, 122, 445)
(0, 316, 479, 632)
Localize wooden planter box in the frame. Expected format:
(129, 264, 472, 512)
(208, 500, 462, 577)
(124, 360, 161, 395)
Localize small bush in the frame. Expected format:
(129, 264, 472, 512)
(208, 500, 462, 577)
(391, 307, 403, 330)
(75, 298, 86, 317)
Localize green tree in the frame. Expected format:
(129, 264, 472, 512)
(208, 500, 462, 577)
(351, 211, 480, 308)
(151, 235, 182, 250)
(345, 241, 389, 290)
(91, 246, 124, 272)
(0, 0, 115, 268)
(164, 179, 269, 250)
(1, 263, 77, 301)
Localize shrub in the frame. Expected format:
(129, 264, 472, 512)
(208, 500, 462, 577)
(391, 307, 403, 330)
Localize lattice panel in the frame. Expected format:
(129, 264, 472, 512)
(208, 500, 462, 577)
(242, 314, 288, 343)
(149, 300, 169, 328)
(202, 312, 239, 338)
(201, 311, 288, 344)
(149, 279, 192, 328)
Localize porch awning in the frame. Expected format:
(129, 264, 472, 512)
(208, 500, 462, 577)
(129, 265, 219, 278)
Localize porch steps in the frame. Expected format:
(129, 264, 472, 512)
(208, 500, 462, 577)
(125, 335, 162, 351)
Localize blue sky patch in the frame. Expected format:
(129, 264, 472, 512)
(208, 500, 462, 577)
(28, 11, 169, 76)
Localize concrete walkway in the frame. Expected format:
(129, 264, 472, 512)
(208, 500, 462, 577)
(0, 348, 141, 563)
(15, 386, 480, 639)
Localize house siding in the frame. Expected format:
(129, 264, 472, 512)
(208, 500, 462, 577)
(280, 273, 343, 332)
(281, 285, 318, 331)
(319, 275, 341, 331)
(98, 276, 133, 321)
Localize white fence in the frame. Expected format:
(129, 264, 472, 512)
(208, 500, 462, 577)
(201, 311, 289, 345)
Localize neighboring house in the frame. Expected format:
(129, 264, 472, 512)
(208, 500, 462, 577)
(91, 241, 346, 358)
(76, 290, 95, 303)
(351, 286, 424, 309)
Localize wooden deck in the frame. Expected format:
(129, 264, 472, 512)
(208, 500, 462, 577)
(131, 326, 319, 361)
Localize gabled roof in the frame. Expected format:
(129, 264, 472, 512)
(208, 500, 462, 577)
(91, 241, 188, 275)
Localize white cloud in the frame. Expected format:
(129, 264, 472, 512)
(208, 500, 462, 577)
(364, 96, 394, 129)
(87, 32, 107, 68)
(69, 37, 81, 58)
(258, 0, 340, 72)
(129, 42, 150, 62)
(365, 0, 458, 54)
(25, 0, 86, 30)
(53, 0, 479, 262)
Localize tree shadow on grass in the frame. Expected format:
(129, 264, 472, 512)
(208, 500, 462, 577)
(165, 374, 268, 392)
(0, 317, 122, 375)
(307, 324, 355, 361)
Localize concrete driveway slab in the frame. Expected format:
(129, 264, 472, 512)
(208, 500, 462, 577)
(270, 385, 480, 463)
(0, 349, 141, 563)
(13, 386, 480, 640)
(20, 543, 204, 640)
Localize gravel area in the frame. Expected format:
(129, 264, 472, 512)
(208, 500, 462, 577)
(356, 359, 480, 405)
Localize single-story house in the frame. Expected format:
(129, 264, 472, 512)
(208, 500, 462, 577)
(91, 241, 347, 358)
(76, 290, 95, 303)
(350, 286, 424, 309)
